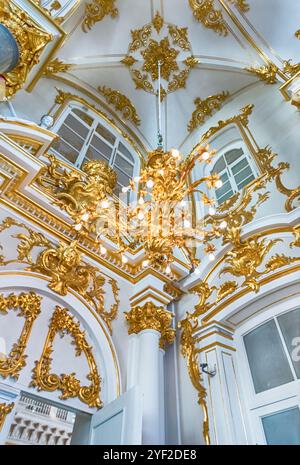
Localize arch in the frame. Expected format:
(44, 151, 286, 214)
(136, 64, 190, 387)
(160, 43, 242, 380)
(0, 271, 121, 412)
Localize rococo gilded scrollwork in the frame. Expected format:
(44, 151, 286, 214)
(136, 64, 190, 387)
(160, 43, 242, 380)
(178, 317, 210, 445)
(36, 154, 117, 236)
(43, 58, 72, 77)
(192, 104, 300, 213)
(0, 217, 120, 333)
(219, 232, 300, 293)
(125, 302, 175, 349)
(31, 305, 102, 409)
(98, 86, 141, 126)
(0, 292, 41, 380)
(245, 64, 278, 84)
(121, 12, 198, 100)
(0, 0, 52, 97)
(187, 91, 230, 132)
(0, 402, 14, 432)
(82, 0, 118, 32)
(189, 0, 249, 36)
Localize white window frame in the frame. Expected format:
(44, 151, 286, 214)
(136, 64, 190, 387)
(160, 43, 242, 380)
(236, 296, 300, 445)
(50, 101, 140, 195)
(209, 139, 258, 205)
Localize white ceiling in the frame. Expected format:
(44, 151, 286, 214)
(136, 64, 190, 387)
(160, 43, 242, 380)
(49, 0, 300, 154)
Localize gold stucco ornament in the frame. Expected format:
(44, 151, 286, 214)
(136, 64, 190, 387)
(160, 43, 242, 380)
(179, 317, 210, 445)
(125, 301, 175, 349)
(31, 305, 102, 409)
(37, 154, 117, 235)
(0, 292, 41, 380)
(82, 0, 118, 32)
(0, 218, 120, 333)
(0, 0, 52, 97)
(121, 12, 198, 100)
(189, 0, 249, 36)
(0, 402, 14, 432)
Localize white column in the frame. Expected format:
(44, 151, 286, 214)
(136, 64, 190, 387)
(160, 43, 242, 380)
(125, 280, 175, 445)
(138, 329, 161, 444)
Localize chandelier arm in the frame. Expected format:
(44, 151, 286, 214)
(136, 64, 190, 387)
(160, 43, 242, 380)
(187, 177, 215, 193)
(179, 150, 210, 181)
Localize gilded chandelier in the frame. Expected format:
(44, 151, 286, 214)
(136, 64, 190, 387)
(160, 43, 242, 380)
(67, 63, 225, 275)
(40, 64, 226, 276)
(118, 144, 224, 272)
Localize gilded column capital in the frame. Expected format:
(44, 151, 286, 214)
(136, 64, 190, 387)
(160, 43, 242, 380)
(125, 302, 175, 348)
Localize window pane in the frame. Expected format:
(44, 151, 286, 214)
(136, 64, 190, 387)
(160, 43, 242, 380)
(114, 153, 134, 177)
(57, 125, 85, 152)
(118, 142, 134, 164)
(51, 140, 79, 164)
(225, 148, 244, 165)
(215, 179, 232, 198)
(231, 157, 248, 175)
(217, 190, 234, 204)
(64, 114, 90, 139)
(212, 156, 226, 173)
(278, 308, 300, 379)
(262, 408, 300, 445)
(237, 174, 255, 190)
(114, 167, 130, 187)
(95, 123, 116, 146)
(72, 108, 94, 126)
(85, 147, 109, 164)
(89, 134, 113, 160)
(244, 320, 294, 393)
(234, 165, 253, 185)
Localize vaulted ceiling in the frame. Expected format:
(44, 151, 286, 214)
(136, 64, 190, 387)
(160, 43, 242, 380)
(43, 0, 300, 153)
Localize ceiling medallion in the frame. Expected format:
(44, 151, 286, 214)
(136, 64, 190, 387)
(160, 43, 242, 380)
(121, 11, 198, 100)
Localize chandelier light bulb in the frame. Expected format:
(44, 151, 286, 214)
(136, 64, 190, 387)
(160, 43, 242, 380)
(146, 179, 154, 188)
(142, 259, 150, 268)
(165, 265, 171, 274)
(171, 148, 180, 159)
(74, 223, 82, 231)
(138, 197, 145, 205)
(81, 213, 90, 222)
(194, 267, 201, 275)
(121, 255, 128, 264)
(183, 219, 191, 228)
(220, 220, 227, 229)
(101, 200, 110, 209)
(100, 245, 107, 255)
(215, 180, 223, 189)
(208, 206, 216, 216)
(202, 151, 210, 161)
(137, 212, 145, 220)
(208, 253, 215, 261)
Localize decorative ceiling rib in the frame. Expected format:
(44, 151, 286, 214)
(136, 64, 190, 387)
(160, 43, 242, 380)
(33, 0, 300, 150)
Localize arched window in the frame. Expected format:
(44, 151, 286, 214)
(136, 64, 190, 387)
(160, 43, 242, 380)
(211, 146, 257, 205)
(50, 103, 139, 197)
